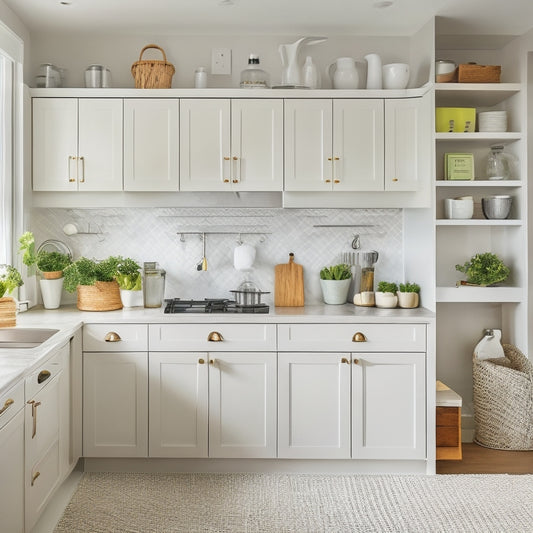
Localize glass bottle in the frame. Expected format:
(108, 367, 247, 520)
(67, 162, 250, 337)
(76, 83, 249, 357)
(486, 144, 517, 180)
(240, 54, 269, 88)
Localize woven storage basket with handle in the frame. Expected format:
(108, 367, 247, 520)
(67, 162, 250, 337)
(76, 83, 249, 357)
(77, 281, 123, 311)
(131, 44, 175, 89)
(473, 344, 533, 450)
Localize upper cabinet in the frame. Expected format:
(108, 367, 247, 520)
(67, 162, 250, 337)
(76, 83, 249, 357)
(179, 98, 283, 191)
(33, 98, 123, 192)
(124, 99, 179, 191)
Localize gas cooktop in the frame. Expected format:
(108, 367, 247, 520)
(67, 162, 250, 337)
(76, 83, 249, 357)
(163, 299, 269, 314)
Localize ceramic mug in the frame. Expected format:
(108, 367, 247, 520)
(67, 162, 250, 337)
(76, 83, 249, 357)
(382, 63, 410, 89)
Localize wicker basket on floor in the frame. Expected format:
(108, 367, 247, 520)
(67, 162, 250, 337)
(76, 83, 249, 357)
(77, 281, 123, 311)
(131, 44, 175, 89)
(473, 344, 533, 450)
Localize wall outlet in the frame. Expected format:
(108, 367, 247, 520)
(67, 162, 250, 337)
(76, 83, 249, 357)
(212, 48, 232, 75)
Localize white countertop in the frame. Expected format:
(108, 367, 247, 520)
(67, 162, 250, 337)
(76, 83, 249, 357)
(0, 304, 434, 396)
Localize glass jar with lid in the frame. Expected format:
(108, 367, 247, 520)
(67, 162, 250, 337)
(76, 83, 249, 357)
(240, 54, 269, 88)
(486, 144, 517, 180)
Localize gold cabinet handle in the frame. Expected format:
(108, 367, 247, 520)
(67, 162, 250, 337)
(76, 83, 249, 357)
(223, 156, 231, 183)
(209, 358, 216, 366)
(341, 357, 350, 364)
(0, 398, 14, 415)
(352, 332, 367, 342)
(333, 156, 341, 184)
(27, 400, 42, 439)
(105, 332, 122, 342)
(325, 179, 331, 183)
(353, 359, 360, 365)
(334, 179, 340, 183)
(31, 471, 41, 486)
(37, 370, 51, 384)
(207, 331, 224, 342)
(198, 358, 205, 365)
(68, 155, 76, 183)
(79, 155, 85, 183)
(392, 178, 398, 182)
(327, 157, 333, 161)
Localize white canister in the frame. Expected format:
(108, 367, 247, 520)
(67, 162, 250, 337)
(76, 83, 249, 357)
(195, 67, 208, 88)
(382, 63, 410, 89)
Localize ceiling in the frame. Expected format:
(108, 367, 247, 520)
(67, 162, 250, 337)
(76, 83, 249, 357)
(3, 0, 533, 37)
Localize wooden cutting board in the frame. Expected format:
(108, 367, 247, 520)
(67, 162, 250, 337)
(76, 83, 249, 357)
(275, 253, 304, 307)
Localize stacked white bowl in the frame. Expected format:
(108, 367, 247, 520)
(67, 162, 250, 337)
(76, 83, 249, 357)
(478, 111, 507, 132)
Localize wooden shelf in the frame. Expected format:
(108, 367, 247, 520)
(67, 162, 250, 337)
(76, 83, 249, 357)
(436, 286, 523, 303)
(436, 219, 522, 226)
(435, 83, 521, 107)
(436, 180, 522, 187)
(435, 132, 521, 142)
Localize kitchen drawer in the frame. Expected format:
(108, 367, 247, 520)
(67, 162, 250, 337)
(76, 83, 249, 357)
(0, 380, 24, 430)
(25, 349, 63, 400)
(149, 324, 277, 352)
(277, 323, 426, 352)
(83, 323, 148, 352)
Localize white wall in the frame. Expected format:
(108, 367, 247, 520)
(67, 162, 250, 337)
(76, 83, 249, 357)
(0, 0, 29, 75)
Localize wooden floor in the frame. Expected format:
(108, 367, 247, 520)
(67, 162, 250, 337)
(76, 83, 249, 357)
(437, 443, 533, 474)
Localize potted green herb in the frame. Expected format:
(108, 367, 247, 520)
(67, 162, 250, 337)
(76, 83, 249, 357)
(397, 282, 420, 309)
(18, 232, 72, 309)
(0, 265, 23, 327)
(319, 264, 352, 305)
(375, 281, 399, 308)
(115, 257, 142, 308)
(63, 256, 123, 311)
(455, 252, 510, 287)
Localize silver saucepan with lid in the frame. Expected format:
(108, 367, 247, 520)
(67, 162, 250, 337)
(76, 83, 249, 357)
(230, 281, 270, 306)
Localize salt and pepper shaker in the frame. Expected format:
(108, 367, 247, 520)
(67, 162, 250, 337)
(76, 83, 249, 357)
(194, 67, 208, 88)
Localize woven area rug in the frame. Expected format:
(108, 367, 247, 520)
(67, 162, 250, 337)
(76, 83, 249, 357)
(54, 473, 533, 533)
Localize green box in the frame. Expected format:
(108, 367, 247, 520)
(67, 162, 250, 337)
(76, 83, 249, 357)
(445, 153, 474, 180)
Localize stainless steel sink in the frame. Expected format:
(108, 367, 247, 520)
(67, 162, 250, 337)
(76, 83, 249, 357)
(0, 328, 59, 349)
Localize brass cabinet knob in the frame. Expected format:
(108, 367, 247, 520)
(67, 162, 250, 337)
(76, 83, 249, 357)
(223, 157, 231, 161)
(31, 471, 41, 486)
(209, 359, 216, 366)
(334, 157, 340, 161)
(232, 179, 239, 183)
(0, 398, 14, 415)
(352, 332, 367, 342)
(37, 370, 51, 384)
(325, 179, 331, 183)
(334, 179, 340, 183)
(223, 179, 230, 183)
(392, 178, 398, 182)
(341, 357, 350, 364)
(353, 359, 360, 365)
(207, 331, 224, 342)
(327, 157, 333, 161)
(198, 358, 205, 365)
(105, 332, 122, 342)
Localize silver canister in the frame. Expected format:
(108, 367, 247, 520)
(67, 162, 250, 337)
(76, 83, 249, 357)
(85, 65, 104, 88)
(37, 63, 62, 88)
(143, 262, 166, 308)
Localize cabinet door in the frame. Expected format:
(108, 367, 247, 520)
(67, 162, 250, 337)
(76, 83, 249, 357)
(83, 352, 148, 457)
(352, 353, 426, 459)
(284, 99, 333, 191)
(149, 353, 208, 458)
(278, 352, 351, 459)
(0, 409, 24, 533)
(231, 99, 283, 191)
(124, 99, 179, 191)
(180, 99, 231, 191)
(385, 98, 428, 191)
(333, 99, 384, 191)
(33, 98, 78, 191)
(209, 352, 276, 458)
(78, 99, 123, 191)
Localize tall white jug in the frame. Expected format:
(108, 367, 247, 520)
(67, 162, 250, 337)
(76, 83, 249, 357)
(364, 53, 382, 89)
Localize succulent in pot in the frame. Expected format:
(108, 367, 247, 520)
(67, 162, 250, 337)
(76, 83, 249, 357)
(0, 265, 23, 327)
(115, 257, 143, 308)
(319, 263, 352, 305)
(397, 282, 420, 309)
(375, 281, 398, 308)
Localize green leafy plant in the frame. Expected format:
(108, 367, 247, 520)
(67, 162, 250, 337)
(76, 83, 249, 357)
(115, 258, 142, 291)
(320, 264, 352, 281)
(399, 282, 420, 293)
(455, 252, 510, 286)
(18, 232, 71, 273)
(0, 265, 23, 298)
(63, 256, 122, 293)
(377, 281, 398, 293)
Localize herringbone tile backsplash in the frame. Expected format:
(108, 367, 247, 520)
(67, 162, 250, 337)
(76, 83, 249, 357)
(31, 207, 402, 305)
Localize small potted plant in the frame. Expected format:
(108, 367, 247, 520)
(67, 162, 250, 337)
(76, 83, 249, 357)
(63, 256, 123, 311)
(19, 232, 72, 309)
(375, 281, 398, 308)
(0, 264, 23, 327)
(319, 264, 352, 305)
(115, 257, 142, 308)
(397, 282, 420, 309)
(455, 252, 510, 287)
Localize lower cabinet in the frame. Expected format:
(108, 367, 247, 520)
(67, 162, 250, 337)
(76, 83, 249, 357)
(149, 352, 277, 458)
(278, 352, 426, 460)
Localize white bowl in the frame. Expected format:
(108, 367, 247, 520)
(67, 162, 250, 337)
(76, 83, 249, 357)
(444, 198, 474, 219)
(382, 63, 410, 89)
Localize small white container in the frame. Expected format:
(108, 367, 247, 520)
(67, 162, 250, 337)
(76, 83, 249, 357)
(382, 63, 410, 89)
(444, 197, 474, 219)
(194, 67, 208, 88)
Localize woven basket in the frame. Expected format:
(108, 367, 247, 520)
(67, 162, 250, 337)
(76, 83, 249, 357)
(0, 297, 16, 327)
(131, 44, 175, 89)
(473, 344, 533, 450)
(458, 63, 501, 83)
(77, 281, 123, 311)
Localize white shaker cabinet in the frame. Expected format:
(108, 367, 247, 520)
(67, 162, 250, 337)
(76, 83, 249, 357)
(33, 98, 123, 191)
(180, 99, 283, 191)
(284, 99, 384, 191)
(352, 353, 426, 460)
(124, 99, 179, 191)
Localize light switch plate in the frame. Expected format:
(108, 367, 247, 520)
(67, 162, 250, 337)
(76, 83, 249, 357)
(212, 48, 231, 75)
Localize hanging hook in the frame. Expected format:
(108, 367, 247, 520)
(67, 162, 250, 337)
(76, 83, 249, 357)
(180, 233, 185, 243)
(237, 233, 243, 245)
(351, 234, 361, 250)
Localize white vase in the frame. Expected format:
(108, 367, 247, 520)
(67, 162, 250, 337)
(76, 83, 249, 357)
(397, 292, 419, 309)
(120, 289, 143, 308)
(39, 277, 64, 309)
(364, 53, 382, 89)
(375, 291, 398, 308)
(320, 279, 351, 305)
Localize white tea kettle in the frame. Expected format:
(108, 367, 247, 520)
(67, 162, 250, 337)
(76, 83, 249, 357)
(327, 57, 360, 89)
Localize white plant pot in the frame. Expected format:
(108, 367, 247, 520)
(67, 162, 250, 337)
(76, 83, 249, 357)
(120, 289, 143, 308)
(320, 279, 351, 305)
(375, 291, 398, 308)
(397, 291, 419, 309)
(39, 277, 64, 309)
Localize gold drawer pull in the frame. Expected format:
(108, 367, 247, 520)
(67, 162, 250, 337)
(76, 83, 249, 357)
(352, 332, 367, 343)
(105, 332, 122, 342)
(209, 359, 216, 366)
(31, 471, 40, 486)
(207, 331, 224, 342)
(198, 358, 205, 365)
(27, 400, 42, 438)
(325, 179, 331, 183)
(392, 178, 398, 182)
(353, 359, 360, 365)
(334, 179, 340, 183)
(341, 357, 350, 364)
(37, 370, 51, 384)
(0, 398, 14, 415)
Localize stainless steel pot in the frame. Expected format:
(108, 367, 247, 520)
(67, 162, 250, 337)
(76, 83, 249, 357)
(230, 281, 269, 306)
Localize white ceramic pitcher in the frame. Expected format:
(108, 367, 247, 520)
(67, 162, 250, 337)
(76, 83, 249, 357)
(327, 57, 359, 89)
